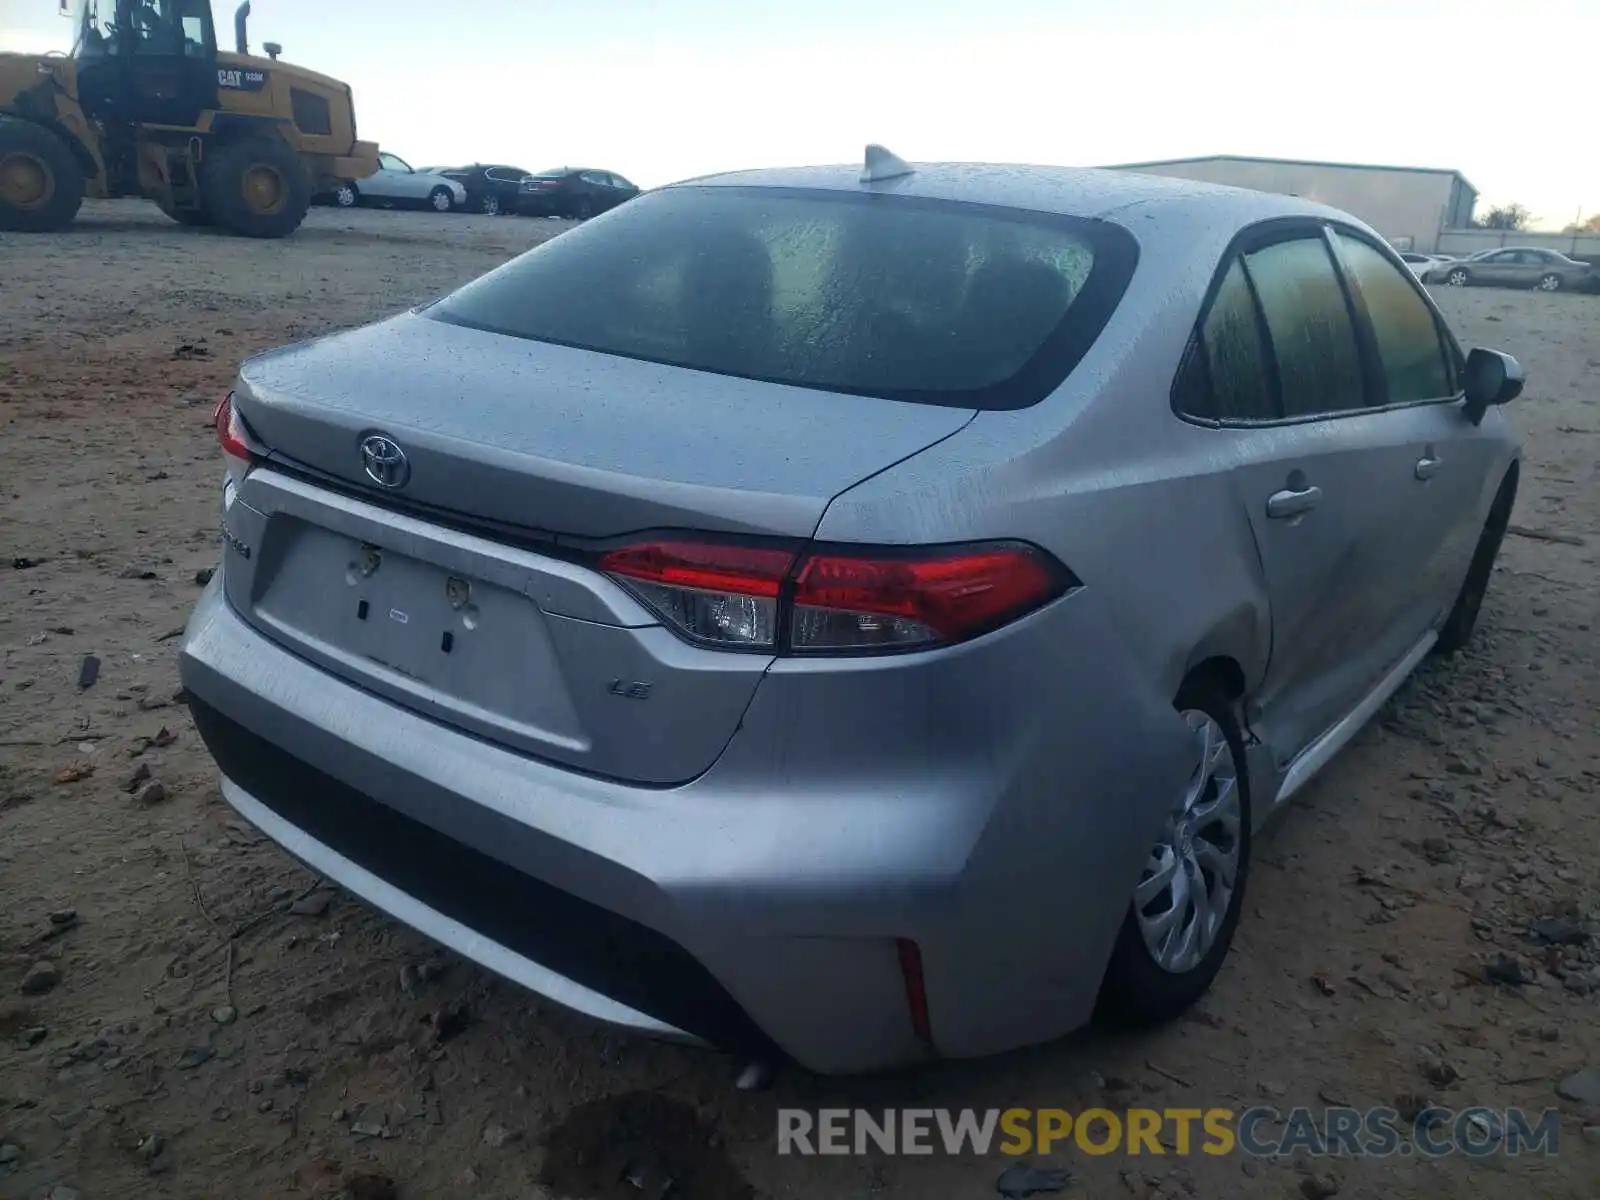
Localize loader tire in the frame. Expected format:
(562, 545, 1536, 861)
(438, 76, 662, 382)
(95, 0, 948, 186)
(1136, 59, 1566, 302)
(201, 138, 310, 239)
(0, 116, 85, 233)
(158, 200, 214, 227)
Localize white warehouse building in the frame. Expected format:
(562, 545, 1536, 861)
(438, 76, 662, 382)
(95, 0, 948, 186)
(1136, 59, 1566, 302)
(1104, 155, 1479, 254)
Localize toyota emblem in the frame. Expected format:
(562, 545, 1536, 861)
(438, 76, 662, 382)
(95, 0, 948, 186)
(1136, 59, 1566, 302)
(359, 434, 410, 489)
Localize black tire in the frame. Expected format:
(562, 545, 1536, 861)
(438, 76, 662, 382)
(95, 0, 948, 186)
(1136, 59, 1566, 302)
(200, 138, 311, 239)
(333, 182, 360, 208)
(480, 192, 501, 216)
(0, 116, 86, 233)
(574, 197, 596, 220)
(158, 200, 213, 227)
(1536, 273, 1562, 293)
(1434, 468, 1517, 656)
(428, 186, 454, 214)
(1097, 678, 1252, 1027)
(1446, 268, 1470, 287)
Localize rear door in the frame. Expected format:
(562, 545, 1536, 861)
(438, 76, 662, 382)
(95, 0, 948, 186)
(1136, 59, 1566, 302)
(484, 166, 526, 205)
(1178, 224, 1440, 764)
(1501, 250, 1541, 287)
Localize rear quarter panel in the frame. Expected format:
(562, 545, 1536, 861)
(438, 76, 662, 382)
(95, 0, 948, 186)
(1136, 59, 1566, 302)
(815, 206, 1274, 706)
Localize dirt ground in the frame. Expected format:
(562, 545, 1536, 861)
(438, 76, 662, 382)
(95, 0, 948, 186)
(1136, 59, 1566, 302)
(2, 201, 1598, 1200)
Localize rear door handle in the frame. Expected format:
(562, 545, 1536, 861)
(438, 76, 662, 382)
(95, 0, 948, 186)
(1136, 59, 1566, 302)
(1266, 485, 1322, 520)
(1415, 454, 1441, 481)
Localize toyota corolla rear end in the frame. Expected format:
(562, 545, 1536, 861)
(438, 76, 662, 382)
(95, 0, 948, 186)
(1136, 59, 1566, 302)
(180, 172, 1186, 1073)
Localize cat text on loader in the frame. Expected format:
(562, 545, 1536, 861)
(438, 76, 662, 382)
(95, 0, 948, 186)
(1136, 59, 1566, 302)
(0, 0, 379, 237)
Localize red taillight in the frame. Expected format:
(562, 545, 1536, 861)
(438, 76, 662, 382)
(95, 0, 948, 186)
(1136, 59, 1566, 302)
(598, 538, 1068, 655)
(213, 392, 254, 465)
(793, 545, 1063, 651)
(598, 540, 796, 649)
(896, 938, 932, 1043)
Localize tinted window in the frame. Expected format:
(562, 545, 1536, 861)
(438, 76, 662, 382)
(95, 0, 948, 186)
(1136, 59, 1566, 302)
(430, 186, 1138, 410)
(1243, 237, 1366, 417)
(1198, 259, 1276, 420)
(1334, 234, 1452, 403)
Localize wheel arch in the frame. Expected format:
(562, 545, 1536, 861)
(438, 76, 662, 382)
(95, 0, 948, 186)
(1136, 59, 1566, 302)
(1181, 653, 1248, 704)
(1176, 598, 1266, 705)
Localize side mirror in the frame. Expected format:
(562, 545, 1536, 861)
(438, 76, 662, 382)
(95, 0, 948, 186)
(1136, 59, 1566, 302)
(1462, 347, 1524, 426)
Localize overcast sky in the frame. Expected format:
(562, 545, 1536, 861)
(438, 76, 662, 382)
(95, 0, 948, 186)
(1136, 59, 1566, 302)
(2, 0, 1591, 228)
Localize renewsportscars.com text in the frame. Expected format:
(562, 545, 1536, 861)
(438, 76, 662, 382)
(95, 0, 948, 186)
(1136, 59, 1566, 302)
(777, 1106, 1561, 1158)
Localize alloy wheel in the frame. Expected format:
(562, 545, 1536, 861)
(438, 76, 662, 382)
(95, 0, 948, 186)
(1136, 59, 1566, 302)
(336, 185, 357, 207)
(432, 190, 452, 212)
(1537, 274, 1561, 292)
(1132, 710, 1244, 974)
(1448, 269, 1468, 286)
(482, 193, 500, 216)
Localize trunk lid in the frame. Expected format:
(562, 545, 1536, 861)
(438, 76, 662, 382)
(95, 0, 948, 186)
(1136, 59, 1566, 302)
(234, 312, 973, 539)
(221, 314, 972, 784)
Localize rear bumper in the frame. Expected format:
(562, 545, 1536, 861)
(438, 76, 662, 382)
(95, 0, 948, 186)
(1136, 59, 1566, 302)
(190, 697, 747, 1049)
(180, 565, 1194, 1073)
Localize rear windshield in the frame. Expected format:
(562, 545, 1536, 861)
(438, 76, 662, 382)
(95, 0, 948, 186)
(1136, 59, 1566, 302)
(428, 186, 1139, 410)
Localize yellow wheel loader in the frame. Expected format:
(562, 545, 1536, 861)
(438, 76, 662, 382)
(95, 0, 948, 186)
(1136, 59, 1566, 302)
(0, 0, 379, 237)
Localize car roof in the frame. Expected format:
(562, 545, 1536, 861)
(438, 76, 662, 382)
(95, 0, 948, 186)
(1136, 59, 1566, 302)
(665, 161, 1356, 227)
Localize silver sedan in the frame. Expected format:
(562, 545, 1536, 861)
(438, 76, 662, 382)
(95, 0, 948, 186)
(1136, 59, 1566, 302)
(1432, 246, 1594, 291)
(183, 149, 1524, 1073)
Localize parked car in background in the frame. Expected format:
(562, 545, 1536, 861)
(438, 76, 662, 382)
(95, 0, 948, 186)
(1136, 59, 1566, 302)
(424, 165, 531, 216)
(1398, 251, 1447, 280)
(186, 151, 1525, 1074)
(334, 154, 467, 213)
(1431, 247, 1593, 292)
(517, 168, 640, 219)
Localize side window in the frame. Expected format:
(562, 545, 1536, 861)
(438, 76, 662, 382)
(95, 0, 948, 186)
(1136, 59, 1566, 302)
(75, 0, 115, 56)
(379, 153, 408, 172)
(1333, 233, 1453, 403)
(1198, 259, 1277, 420)
(129, 0, 176, 52)
(1243, 236, 1367, 418)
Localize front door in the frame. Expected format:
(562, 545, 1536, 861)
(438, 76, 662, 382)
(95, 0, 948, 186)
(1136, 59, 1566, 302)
(1473, 250, 1521, 285)
(1327, 230, 1499, 629)
(369, 153, 421, 200)
(73, 0, 218, 130)
(123, 0, 219, 127)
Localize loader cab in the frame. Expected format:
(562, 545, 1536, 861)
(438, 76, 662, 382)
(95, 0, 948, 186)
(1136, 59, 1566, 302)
(72, 0, 220, 130)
